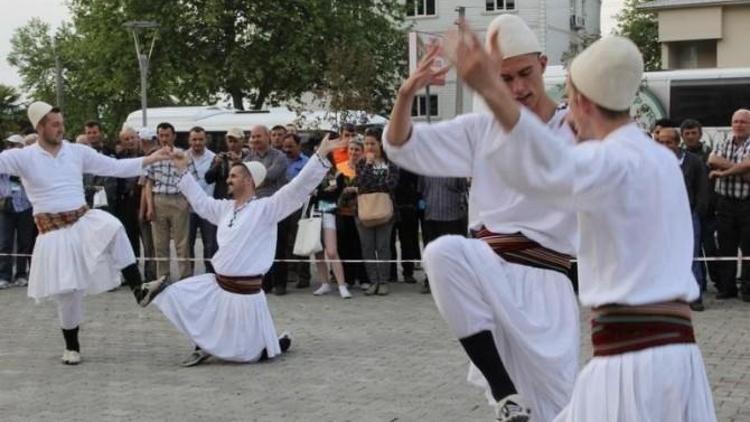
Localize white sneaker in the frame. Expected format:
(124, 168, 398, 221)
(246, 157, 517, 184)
(338, 285, 352, 299)
(495, 394, 531, 422)
(313, 283, 333, 296)
(61, 350, 81, 365)
(14, 277, 28, 287)
(0, 279, 10, 289)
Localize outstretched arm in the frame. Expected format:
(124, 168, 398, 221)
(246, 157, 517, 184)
(82, 145, 173, 178)
(173, 152, 231, 225)
(264, 137, 347, 223)
(383, 44, 475, 178)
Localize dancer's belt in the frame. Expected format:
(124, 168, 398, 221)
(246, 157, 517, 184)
(591, 301, 695, 357)
(215, 274, 263, 295)
(34, 205, 89, 235)
(472, 228, 572, 277)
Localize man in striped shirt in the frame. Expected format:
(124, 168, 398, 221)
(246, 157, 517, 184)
(708, 108, 750, 301)
(144, 122, 192, 281)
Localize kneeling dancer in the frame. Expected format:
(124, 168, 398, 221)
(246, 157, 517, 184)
(0, 102, 171, 365)
(145, 135, 345, 367)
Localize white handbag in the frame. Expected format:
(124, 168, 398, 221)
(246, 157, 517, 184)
(293, 198, 323, 257)
(93, 187, 108, 208)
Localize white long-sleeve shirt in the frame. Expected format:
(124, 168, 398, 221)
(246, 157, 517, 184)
(0, 141, 144, 214)
(489, 108, 698, 307)
(383, 108, 578, 255)
(178, 154, 329, 277)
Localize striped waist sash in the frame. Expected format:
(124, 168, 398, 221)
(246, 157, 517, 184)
(215, 274, 263, 295)
(591, 301, 695, 357)
(34, 205, 89, 235)
(472, 228, 572, 277)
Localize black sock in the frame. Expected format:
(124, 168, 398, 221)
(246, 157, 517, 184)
(121, 264, 144, 300)
(259, 337, 290, 362)
(62, 327, 80, 352)
(459, 330, 516, 402)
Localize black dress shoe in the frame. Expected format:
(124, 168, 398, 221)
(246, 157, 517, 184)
(689, 301, 705, 312)
(716, 291, 738, 300)
(274, 285, 287, 296)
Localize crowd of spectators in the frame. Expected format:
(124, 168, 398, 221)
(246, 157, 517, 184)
(3, 108, 748, 308)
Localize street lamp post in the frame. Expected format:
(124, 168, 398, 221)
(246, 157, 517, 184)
(123, 21, 158, 128)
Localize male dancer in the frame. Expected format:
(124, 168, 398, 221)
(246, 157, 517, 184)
(0, 102, 171, 364)
(452, 27, 715, 420)
(143, 135, 346, 366)
(384, 15, 579, 422)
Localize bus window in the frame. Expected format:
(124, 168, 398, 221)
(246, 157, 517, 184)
(670, 78, 750, 127)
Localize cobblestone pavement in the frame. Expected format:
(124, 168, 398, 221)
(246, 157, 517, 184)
(0, 272, 748, 422)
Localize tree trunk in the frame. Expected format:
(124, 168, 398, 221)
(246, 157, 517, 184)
(252, 88, 267, 111)
(230, 90, 244, 110)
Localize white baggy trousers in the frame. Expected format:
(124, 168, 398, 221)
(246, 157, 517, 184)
(424, 235, 580, 422)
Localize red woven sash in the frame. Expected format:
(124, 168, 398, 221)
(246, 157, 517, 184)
(473, 228, 572, 277)
(591, 301, 695, 357)
(34, 205, 89, 235)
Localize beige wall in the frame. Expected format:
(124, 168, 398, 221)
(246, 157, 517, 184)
(658, 7, 722, 42)
(717, 6, 750, 67)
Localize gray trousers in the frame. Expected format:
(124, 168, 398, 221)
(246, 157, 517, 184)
(355, 219, 394, 284)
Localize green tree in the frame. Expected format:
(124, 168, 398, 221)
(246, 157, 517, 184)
(0, 84, 25, 136)
(9, 0, 407, 139)
(615, 0, 661, 71)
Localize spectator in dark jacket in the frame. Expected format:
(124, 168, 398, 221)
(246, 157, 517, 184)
(657, 127, 710, 310)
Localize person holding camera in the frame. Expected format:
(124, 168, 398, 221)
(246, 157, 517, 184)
(205, 128, 248, 200)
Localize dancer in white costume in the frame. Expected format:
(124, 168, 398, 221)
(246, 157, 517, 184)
(451, 26, 716, 421)
(0, 102, 171, 365)
(146, 135, 346, 367)
(383, 15, 579, 422)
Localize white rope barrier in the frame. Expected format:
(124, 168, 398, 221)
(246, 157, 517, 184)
(0, 252, 747, 264)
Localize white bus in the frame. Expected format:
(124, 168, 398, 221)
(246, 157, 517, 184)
(544, 66, 750, 145)
(123, 106, 388, 149)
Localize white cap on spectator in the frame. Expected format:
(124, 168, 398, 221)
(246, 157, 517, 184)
(569, 36, 643, 112)
(138, 127, 156, 141)
(242, 161, 266, 189)
(485, 15, 542, 59)
(226, 127, 245, 139)
(27, 101, 54, 128)
(5, 134, 24, 144)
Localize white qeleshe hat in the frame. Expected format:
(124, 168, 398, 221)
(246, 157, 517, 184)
(569, 36, 644, 112)
(242, 161, 267, 189)
(27, 101, 55, 128)
(485, 14, 542, 59)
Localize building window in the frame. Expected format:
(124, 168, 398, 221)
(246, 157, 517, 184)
(406, 0, 436, 17)
(412, 94, 439, 117)
(485, 0, 515, 12)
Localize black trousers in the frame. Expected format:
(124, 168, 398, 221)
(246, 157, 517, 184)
(716, 196, 750, 295)
(390, 207, 421, 280)
(263, 221, 289, 292)
(422, 218, 467, 246)
(336, 214, 369, 285)
(700, 211, 721, 287)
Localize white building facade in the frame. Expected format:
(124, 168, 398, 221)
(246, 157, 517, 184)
(404, 0, 601, 120)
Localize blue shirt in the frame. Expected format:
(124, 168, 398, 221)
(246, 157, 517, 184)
(0, 174, 32, 212)
(286, 153, 309, 181)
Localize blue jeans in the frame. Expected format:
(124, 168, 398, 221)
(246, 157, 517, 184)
(189, 213, 217, 274)
(0, 208, 35, 281)
(692, 212, 705, 301)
